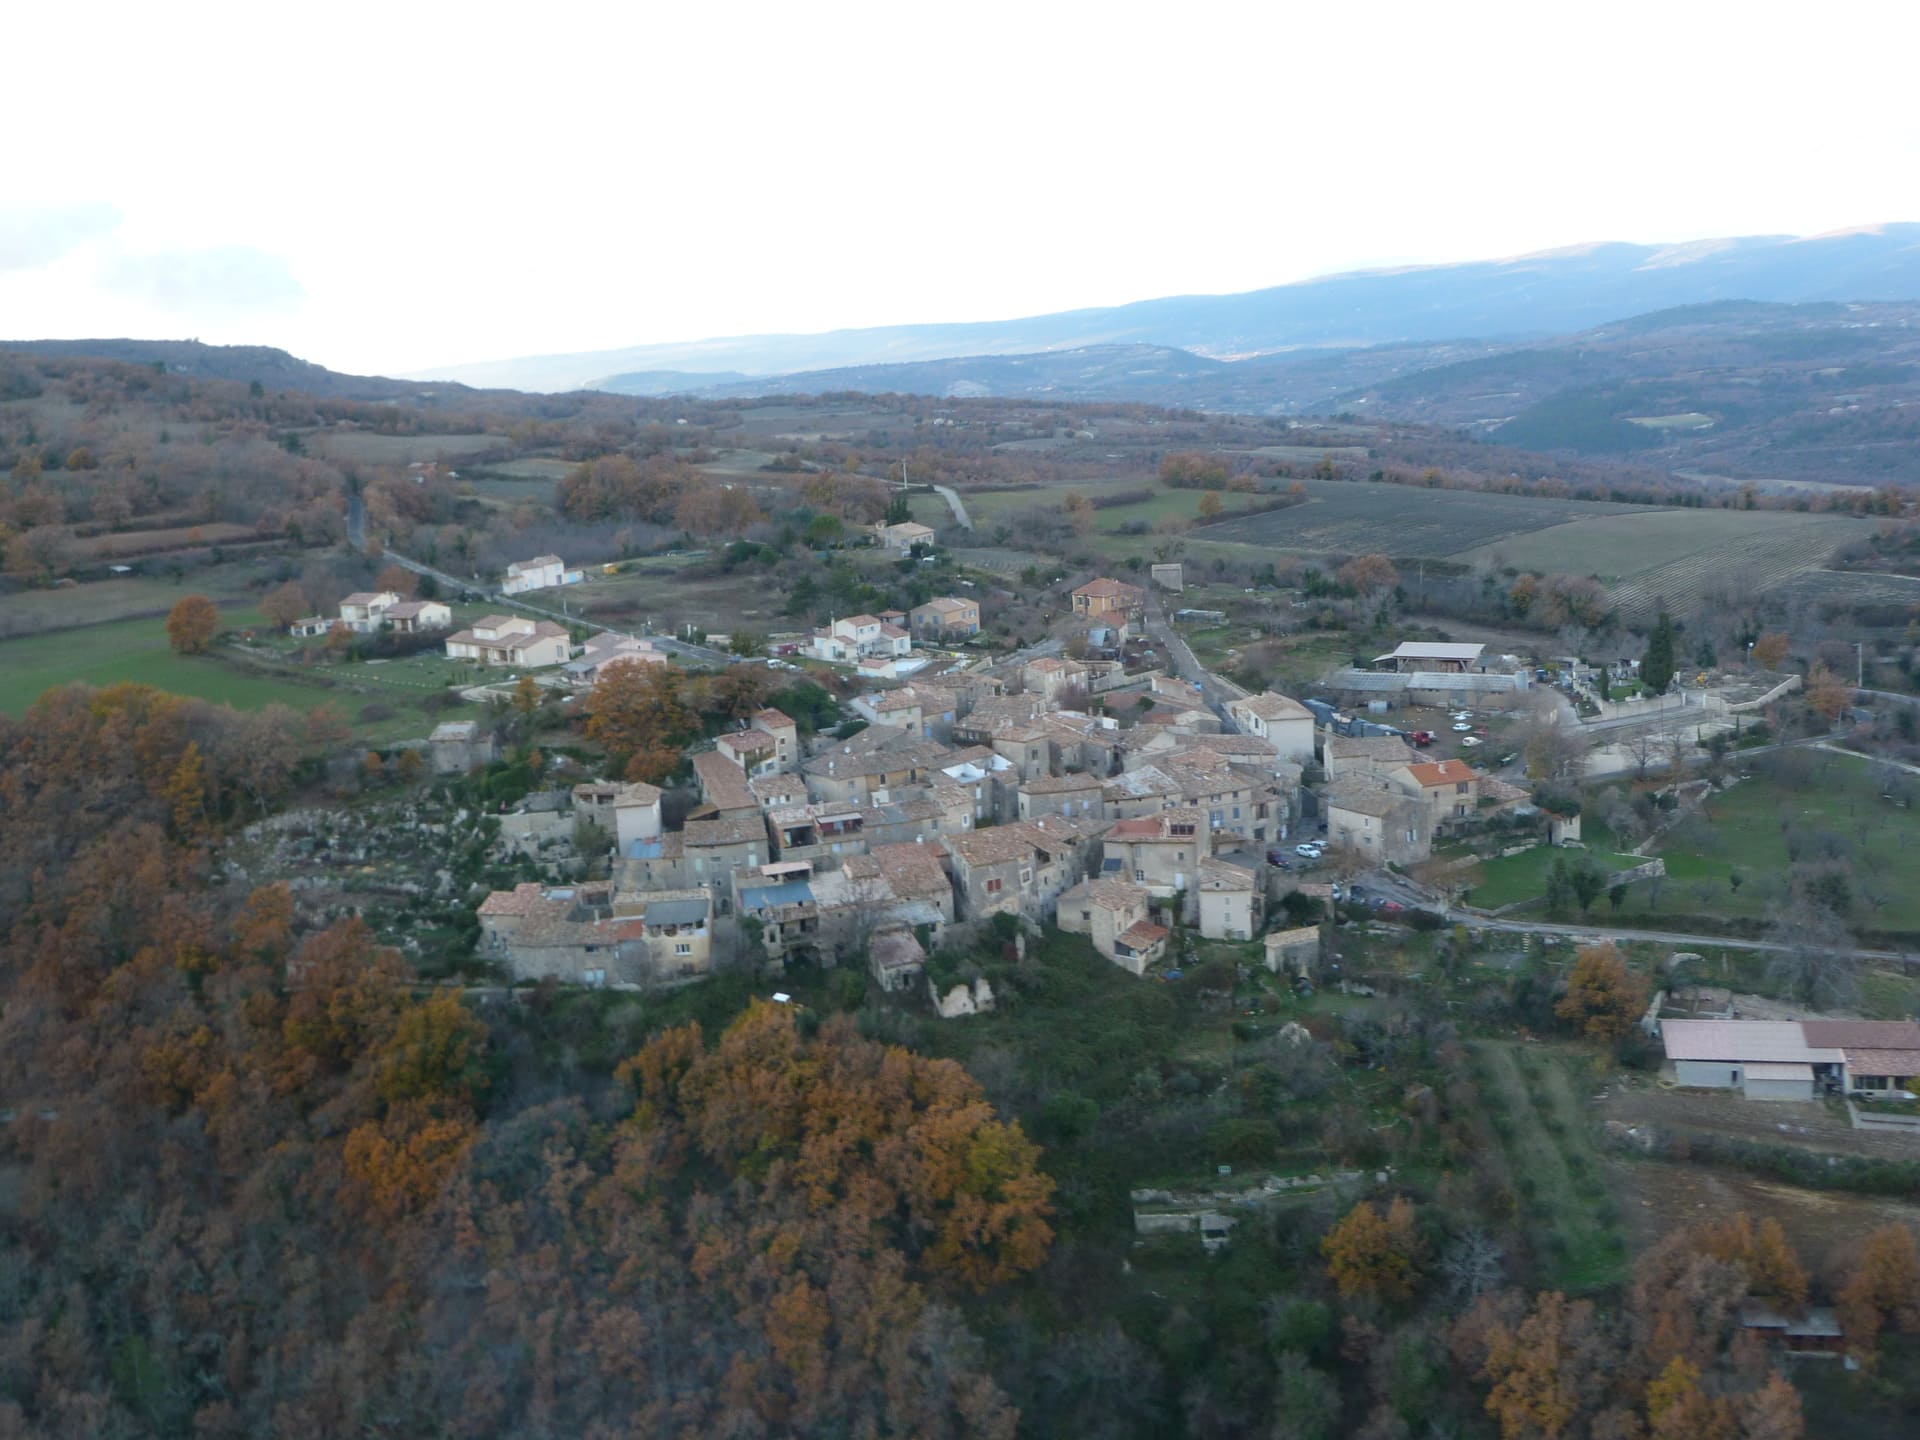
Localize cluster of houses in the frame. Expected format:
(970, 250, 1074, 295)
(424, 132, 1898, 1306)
(802, 595, 981, 675)
(467, 650, 1336, 999)
(291, 590, 453, 638)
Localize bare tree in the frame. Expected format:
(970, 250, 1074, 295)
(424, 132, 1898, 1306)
(1520, 694, 1590, 783)
(1441, 1229, 1506, 1302)
(1765, 902, 1859, 1011)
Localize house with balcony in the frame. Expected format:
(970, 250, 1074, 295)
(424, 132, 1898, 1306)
(338, 591, 401, 633)
(909, 595, 980, 640)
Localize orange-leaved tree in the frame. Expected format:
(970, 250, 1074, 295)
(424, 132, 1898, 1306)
(585, 661, 695, 770)
(1555, 942, 1648, 1044)
(166, 594, 220, 654)
(1321, 1196, 1425, 1301)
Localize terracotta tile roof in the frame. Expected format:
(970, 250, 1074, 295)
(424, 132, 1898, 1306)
(1200, 857, 1256, 889)
(1406, 759, 1476, 786)
(1073, 577, 1142, 599)
(1116, 919, 1169, 950)
(683, 815, 768, 848)
(1799, 1020, 1920, 1049)
(754, 708, 796, 731)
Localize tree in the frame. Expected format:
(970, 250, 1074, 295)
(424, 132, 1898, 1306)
(1063, 491, 1096, 535)
(1751, 631, 1790, 671)
(1322, 1198, 1425, 1302)
(1644, 1355, 1734, 1440)
(584, 662, 694, 768)
(1521, 694, 1589, 783)
(1476, 1291, 1611, 1440)
(511, 674, 543, 718)
(1556, 943, 1647, 1044)
(1338, 553, 1398, 595)
(1764, 902, 1858, 1010)
(374, 563, 418, 597)
(1643, 613, 1677, 693)
(260, 581, 310, 630)
(1197, 490, 1223, 520)
(165, 595, 220, 654)
(1837, 1225, 1920, 1364)
(1568, 859, 1607, 916)
(1735, 1372, 1803, 1440)
(1803, 663, 1851, 724)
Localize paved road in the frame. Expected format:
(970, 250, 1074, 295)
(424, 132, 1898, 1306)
(1142, 591, 1247, 723)
(1444, 910, 1917, 966)
(930, 483, 973, 530)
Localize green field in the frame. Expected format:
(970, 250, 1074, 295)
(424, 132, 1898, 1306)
(1625, 750, 1920, 932)
(0, 614, 454, 741)
(0, 564, 278, 639)
(1466, 840, 1645, 910)
(303, 431, 501, 464)
(1472, 1041, 1626, 1292)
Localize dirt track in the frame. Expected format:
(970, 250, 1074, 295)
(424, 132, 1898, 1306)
(1599, 1077, 1920, 1161)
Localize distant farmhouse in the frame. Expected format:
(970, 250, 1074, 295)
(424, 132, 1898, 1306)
(501, 554, 584, 596)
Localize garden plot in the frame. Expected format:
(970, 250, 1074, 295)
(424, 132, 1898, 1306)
(1190, 480, 1657, 558)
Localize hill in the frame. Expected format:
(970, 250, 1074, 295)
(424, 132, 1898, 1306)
(414, 225, 1920, 392)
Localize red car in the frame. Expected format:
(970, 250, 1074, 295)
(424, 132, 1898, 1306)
(1409, 731, 1434, 747)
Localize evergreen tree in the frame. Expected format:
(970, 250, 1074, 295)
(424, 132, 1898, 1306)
(1642, 613, 1676, 693)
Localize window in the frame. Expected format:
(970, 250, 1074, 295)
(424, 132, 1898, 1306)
(674, 943, 691, 956)
(1019, 867, 1033, 886)
(1456, 781, 1469, 794)
(1232, 806, 1241, 820)
(582, 969, 605, 987)
(1405, 828, 1416, 845)
(1134, 868, 1146, 882)
(986, 877, 1003, 894)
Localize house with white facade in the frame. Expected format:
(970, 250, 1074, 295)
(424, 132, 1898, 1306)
(338, 591, 401, 633)
(502, 555, 583, 595)
(805, 614, 914, 664)
(1226, 692, 1316, 764)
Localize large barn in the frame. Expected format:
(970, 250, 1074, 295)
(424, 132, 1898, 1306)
(1660, 1019, 1920, 1101)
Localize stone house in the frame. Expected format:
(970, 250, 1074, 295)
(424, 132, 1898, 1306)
(1388, 758, 1480, 826)
(1017, 772, 1106, 822)
(1022, 655, 1089, 702)
(563, 633, 665, 685)
(428, 719, 496, 775)
(1196, 857, 1258, 941)
(1100, 808, 1210, 900)
(876, 520, 937, 551)
(1324, 783, 1432, 866)
(1323, 734, 1418, 783)
(940, 818, 1102, 922)
(868, 925, 928, 992)
(1226, 691, 1317, 764)
(476, 881, 711, 985)
(571, 779, 663, 854)
(1056, 876, 1168, 974)
(1263, 925, 1322, 976)
(692, 750, 761, 818)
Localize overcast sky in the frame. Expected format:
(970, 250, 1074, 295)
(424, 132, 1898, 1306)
(7, 1, 1918, 377)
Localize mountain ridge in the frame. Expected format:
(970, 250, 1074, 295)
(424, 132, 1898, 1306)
(407, 225, 1920, 392)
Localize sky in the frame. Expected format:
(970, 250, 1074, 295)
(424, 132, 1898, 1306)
(6, 0, 1919, 377)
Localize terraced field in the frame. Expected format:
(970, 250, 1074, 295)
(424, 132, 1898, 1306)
(1768, 567, 1920, 613)
(1190, 480, 1658, 557)
(1597, 515, 1873, 620)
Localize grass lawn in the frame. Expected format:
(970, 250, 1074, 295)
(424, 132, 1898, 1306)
(0, 612, 319, 715)
(1618, 750, 1920, 932)
(1467, 841, 1644, 911)
(0, 614, 454, 742)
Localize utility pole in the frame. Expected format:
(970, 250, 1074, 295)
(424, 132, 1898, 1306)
(1858, 641, 1865, 689)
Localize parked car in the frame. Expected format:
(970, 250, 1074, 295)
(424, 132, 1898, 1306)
(1294, 842, 1322, 857)
(1409, 730, 1434, 746)
(1265, 848, 1292, 868)
(1451, 722, 1473, 732)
